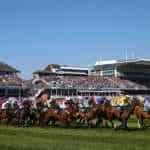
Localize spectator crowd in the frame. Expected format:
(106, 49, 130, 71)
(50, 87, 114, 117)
(31, 76, 147, 90)
(0, 75, 148, 90)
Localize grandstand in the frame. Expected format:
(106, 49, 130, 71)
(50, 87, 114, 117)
(31, 59, 150, 97)
(92, 59, 150, 79)
(89, 58, 150, 95)
(0, 62, 20, 77)
(1, 59, 150, 98)
(0, 62, 28, 98)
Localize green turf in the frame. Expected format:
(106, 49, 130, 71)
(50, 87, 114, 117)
(0, 123, 150, 150)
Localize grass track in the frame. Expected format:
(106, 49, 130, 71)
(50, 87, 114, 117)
(0, 124, 150, 150)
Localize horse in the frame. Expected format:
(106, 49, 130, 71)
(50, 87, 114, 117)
(0, 103, 19, 125)
(76, 104, 102, 128)
(18, 99, 35, 127)
(96, 98, 138, 130)
(133, 100, 150, 129)
(43, 103, 79, 127)
(27, 92, 51, 126)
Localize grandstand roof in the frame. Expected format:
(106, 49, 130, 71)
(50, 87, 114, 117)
(44, 64, 88, 71)
(60, 66, 88, 71)
(57, 71, 87, 75)
(95, 59, 150, 67)
(33, 64, 88, 75)
(0, 62, 20, 73)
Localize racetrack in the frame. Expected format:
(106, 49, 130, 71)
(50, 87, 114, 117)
(0, 122, 150, 150)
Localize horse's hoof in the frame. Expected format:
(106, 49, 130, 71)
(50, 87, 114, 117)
(113, 124, 119, 131)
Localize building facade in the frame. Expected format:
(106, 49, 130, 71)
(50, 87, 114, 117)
(0, 62, 20, 77)
(91, 59, 150, 79)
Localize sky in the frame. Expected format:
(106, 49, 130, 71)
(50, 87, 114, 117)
(0, 0, 150, 78)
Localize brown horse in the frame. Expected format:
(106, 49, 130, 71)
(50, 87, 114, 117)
(30, 92, 50, 126)
(0, 106, 20, 126)
(134, 106, 150, 129)
(18, 103, 33, 127)
(0, 109, 9, 125)
(43, 105, 79, 126)
(77, 106, 101, 128)
(96, 99, 137, 130)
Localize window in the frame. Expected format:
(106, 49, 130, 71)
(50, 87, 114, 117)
(102, 67, 115, 76)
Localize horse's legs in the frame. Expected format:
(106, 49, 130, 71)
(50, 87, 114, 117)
(78, 117, 83, 124)
(109, 120, 115, 128)
(107, 115, 115, 129)
(78, 116, 85, 124)
(136, 112, 144, 129)
(76, 116, 83, 124)
(19, 115, 25, 127)
(46, 117, 56, 126)
(103, 120, 110, 128)
(95, 117, 103, 127)
(87, 120, 93, 128)
(119, 111, 130, 129)
(51, 118, 56, 126)
(137, 119, 142, 129)
(139, 116, 144, 129)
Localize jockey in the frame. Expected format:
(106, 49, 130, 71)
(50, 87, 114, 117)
(144, 97, 150, 112)
(1, 100, 10, 110)
(78, 96, 84, 109)
(111, 95, 130, 112)
(111, 97, 119, 107)
(119, 95, 130, 107)
(50, 98, 61, 114)
(118, 95, 130, 111)
(65, 98, 75, 108)
(0, 99, 5, 108)
(32, 100, 38, 110)
(90, 96, 95, 104)
(42, 99, 52, 112)
(17, 99, 23, 110)
(22, 99, 32, 111)
(82, 96, 93, 113)
(1, 97, 18, 110)
(95, 96, 105, 104)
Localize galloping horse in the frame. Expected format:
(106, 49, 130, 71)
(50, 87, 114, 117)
(18, 99, 34, 127)
(78, 106, 101, 128)
(133, 99, 150, 129)
(0, 105, 10, 125)
(0, 103, 19, 125)
(96, 98, 138, 130)
(43, 102, 79, 126)
(30, 92, 51, 126)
